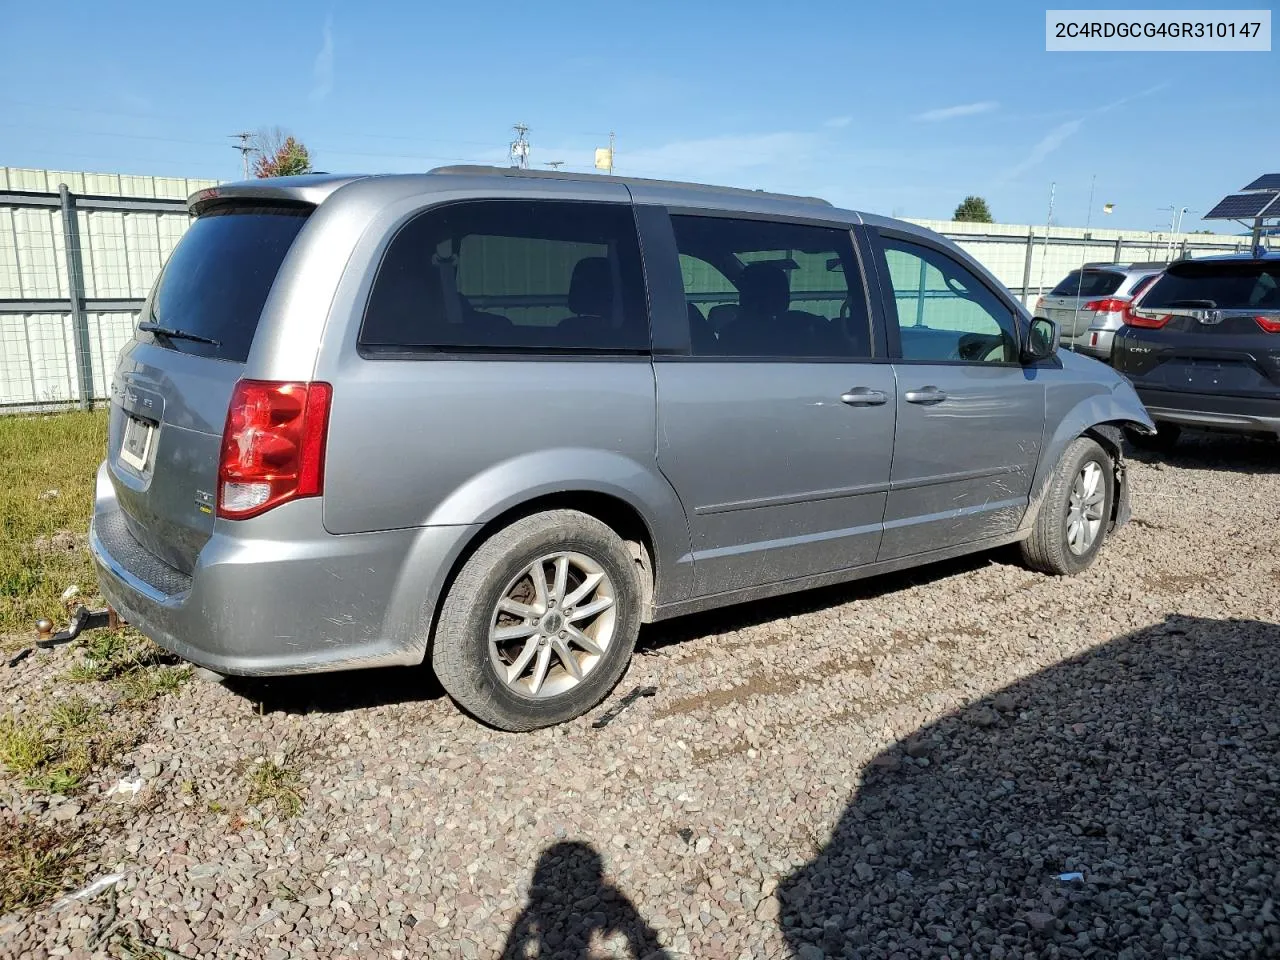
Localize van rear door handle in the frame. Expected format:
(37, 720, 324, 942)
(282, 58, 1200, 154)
(904, 385, 948, 404)
(840, 387, 889, 406)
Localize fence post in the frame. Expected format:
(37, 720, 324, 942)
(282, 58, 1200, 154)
(1113, 237, 1123, 264)
(58, 184, 94, 411)
(1021, 230, 1035, 304)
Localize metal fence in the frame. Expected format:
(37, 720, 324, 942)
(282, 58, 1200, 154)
(0, 174, 1259, 414)
(0, 186, 195, 412)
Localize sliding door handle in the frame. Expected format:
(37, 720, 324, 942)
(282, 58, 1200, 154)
(904, 385, 948, 404)
(840, 387, 889, 406)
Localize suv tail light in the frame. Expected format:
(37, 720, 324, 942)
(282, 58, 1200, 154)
(1083, 297, 1129, 313)
(1125, 311, 1171, 329)
(1255, 314, 1280, 334)
(218, 380, 332, 519)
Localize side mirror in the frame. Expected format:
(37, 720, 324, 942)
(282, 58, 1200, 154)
(1023, 316, 1058, 363)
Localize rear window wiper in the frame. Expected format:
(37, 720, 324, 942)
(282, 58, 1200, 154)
(138, 321, 221, 347)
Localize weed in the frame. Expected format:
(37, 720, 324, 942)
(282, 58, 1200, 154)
(246, 759, 304, 819)
(0, 715, 53, 776)
(114, 665, 191, 705)
(25, 765, 83, 795)
(48, 695, 100, 732)
(0, 816, 86, 912)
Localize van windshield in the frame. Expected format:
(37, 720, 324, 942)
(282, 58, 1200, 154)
(140, 203, 311, 362)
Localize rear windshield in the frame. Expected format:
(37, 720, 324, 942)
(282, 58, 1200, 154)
(1141, 260, 1280, 310)
(138, 203, 311, 362)
(1050, 269, 1124, 298)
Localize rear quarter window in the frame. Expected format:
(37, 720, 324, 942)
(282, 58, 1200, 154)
(1050, 270, 1124, 298)
(139, 204, 311, 363)
(360, 199, 649, 355)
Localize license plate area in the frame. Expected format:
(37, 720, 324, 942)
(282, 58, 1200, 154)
(119, 415, 156, 472)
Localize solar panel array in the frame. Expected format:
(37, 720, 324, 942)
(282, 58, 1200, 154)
(1243, 173, 1280, 192)
(1205, 190, 1280, 220)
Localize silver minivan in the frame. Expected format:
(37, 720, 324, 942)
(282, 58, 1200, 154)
(90, 168, 1154, 730)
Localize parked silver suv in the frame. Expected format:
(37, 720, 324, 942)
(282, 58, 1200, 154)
(1037, 263, 1163, 361)
(91, 168, 1153, 729)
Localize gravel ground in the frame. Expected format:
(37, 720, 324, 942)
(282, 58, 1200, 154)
(2, 435, 1278, 959)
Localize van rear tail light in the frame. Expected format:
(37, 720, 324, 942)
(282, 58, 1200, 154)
(218, 380, 332, 519)
(1255, 315, 1280, 333)
(1084, 298, 1128, 313)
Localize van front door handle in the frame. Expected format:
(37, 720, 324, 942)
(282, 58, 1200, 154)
(840, 387, 889, 406)
(904, 385, 948, 404)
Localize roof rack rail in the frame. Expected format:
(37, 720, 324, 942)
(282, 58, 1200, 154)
(426, 164, 833, 207)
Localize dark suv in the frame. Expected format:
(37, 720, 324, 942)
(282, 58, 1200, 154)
(1113, 253, 1280, 446)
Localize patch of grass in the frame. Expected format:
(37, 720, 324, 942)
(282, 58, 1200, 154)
(0, 411, 109, 642)
(0, 816, 87, 912)
(0, 694, 133, 796)
(114, 664, 191, 705)
(48, 695, 100, 732)
(246, 758, 304, 819)
(0, 715, 54, 776)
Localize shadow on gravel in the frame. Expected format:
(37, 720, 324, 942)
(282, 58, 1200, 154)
(220, 662, 444, 715)
(781, 615, 1280, 959)
(639, 551, 1003, 656)
(501, 841, 672, 960)
(1128, 434, 1280, 476)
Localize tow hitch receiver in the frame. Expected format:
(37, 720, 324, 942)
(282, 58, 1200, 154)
(35, 605, 121, 649)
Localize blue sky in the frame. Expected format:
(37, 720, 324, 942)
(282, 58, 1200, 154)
(3, 1, 1275, 231)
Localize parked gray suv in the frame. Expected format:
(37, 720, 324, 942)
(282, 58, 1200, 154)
(1037, 263, 1164, 361)
(90, 168, 1154, 730)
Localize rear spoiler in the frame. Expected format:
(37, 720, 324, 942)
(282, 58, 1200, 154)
(188, 174, 368, 215)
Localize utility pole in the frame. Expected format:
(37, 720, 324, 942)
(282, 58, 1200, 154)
(608, 131, 615, 174)
(230, 132, 255, 179)
(509, 123, 530, 169)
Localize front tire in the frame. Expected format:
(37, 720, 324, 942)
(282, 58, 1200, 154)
(432, 510, 641, 731)
(1020, 436, 1114, 576)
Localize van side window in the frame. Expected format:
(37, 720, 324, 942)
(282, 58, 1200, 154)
(361, 200, 649, 353)
(879, 237, 1018, 363)
(670, 215, 871, 359)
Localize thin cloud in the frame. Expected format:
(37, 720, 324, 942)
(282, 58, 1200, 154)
(915, 101, 998, 122)
(617, 131, 818, 186)
(824, 115, 853, 129)
(996, 83, 1167, 184)
(310, 13, 335, 103)
(1000, 119, 1083, 182)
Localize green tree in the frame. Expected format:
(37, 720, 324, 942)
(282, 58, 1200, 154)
(251, 128, 313, 178)
(953, 195, 993, 223)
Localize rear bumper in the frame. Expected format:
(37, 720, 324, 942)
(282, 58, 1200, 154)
(1062, 327, 1119, 362)
(89, 462, 476, 676)
(1134, 389, 1280, 438)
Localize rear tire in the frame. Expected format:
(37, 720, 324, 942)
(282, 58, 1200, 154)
(1125, 422, 1181, 452)
(432, 510, 641, 731)
(1020, 436, 1114, 576)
